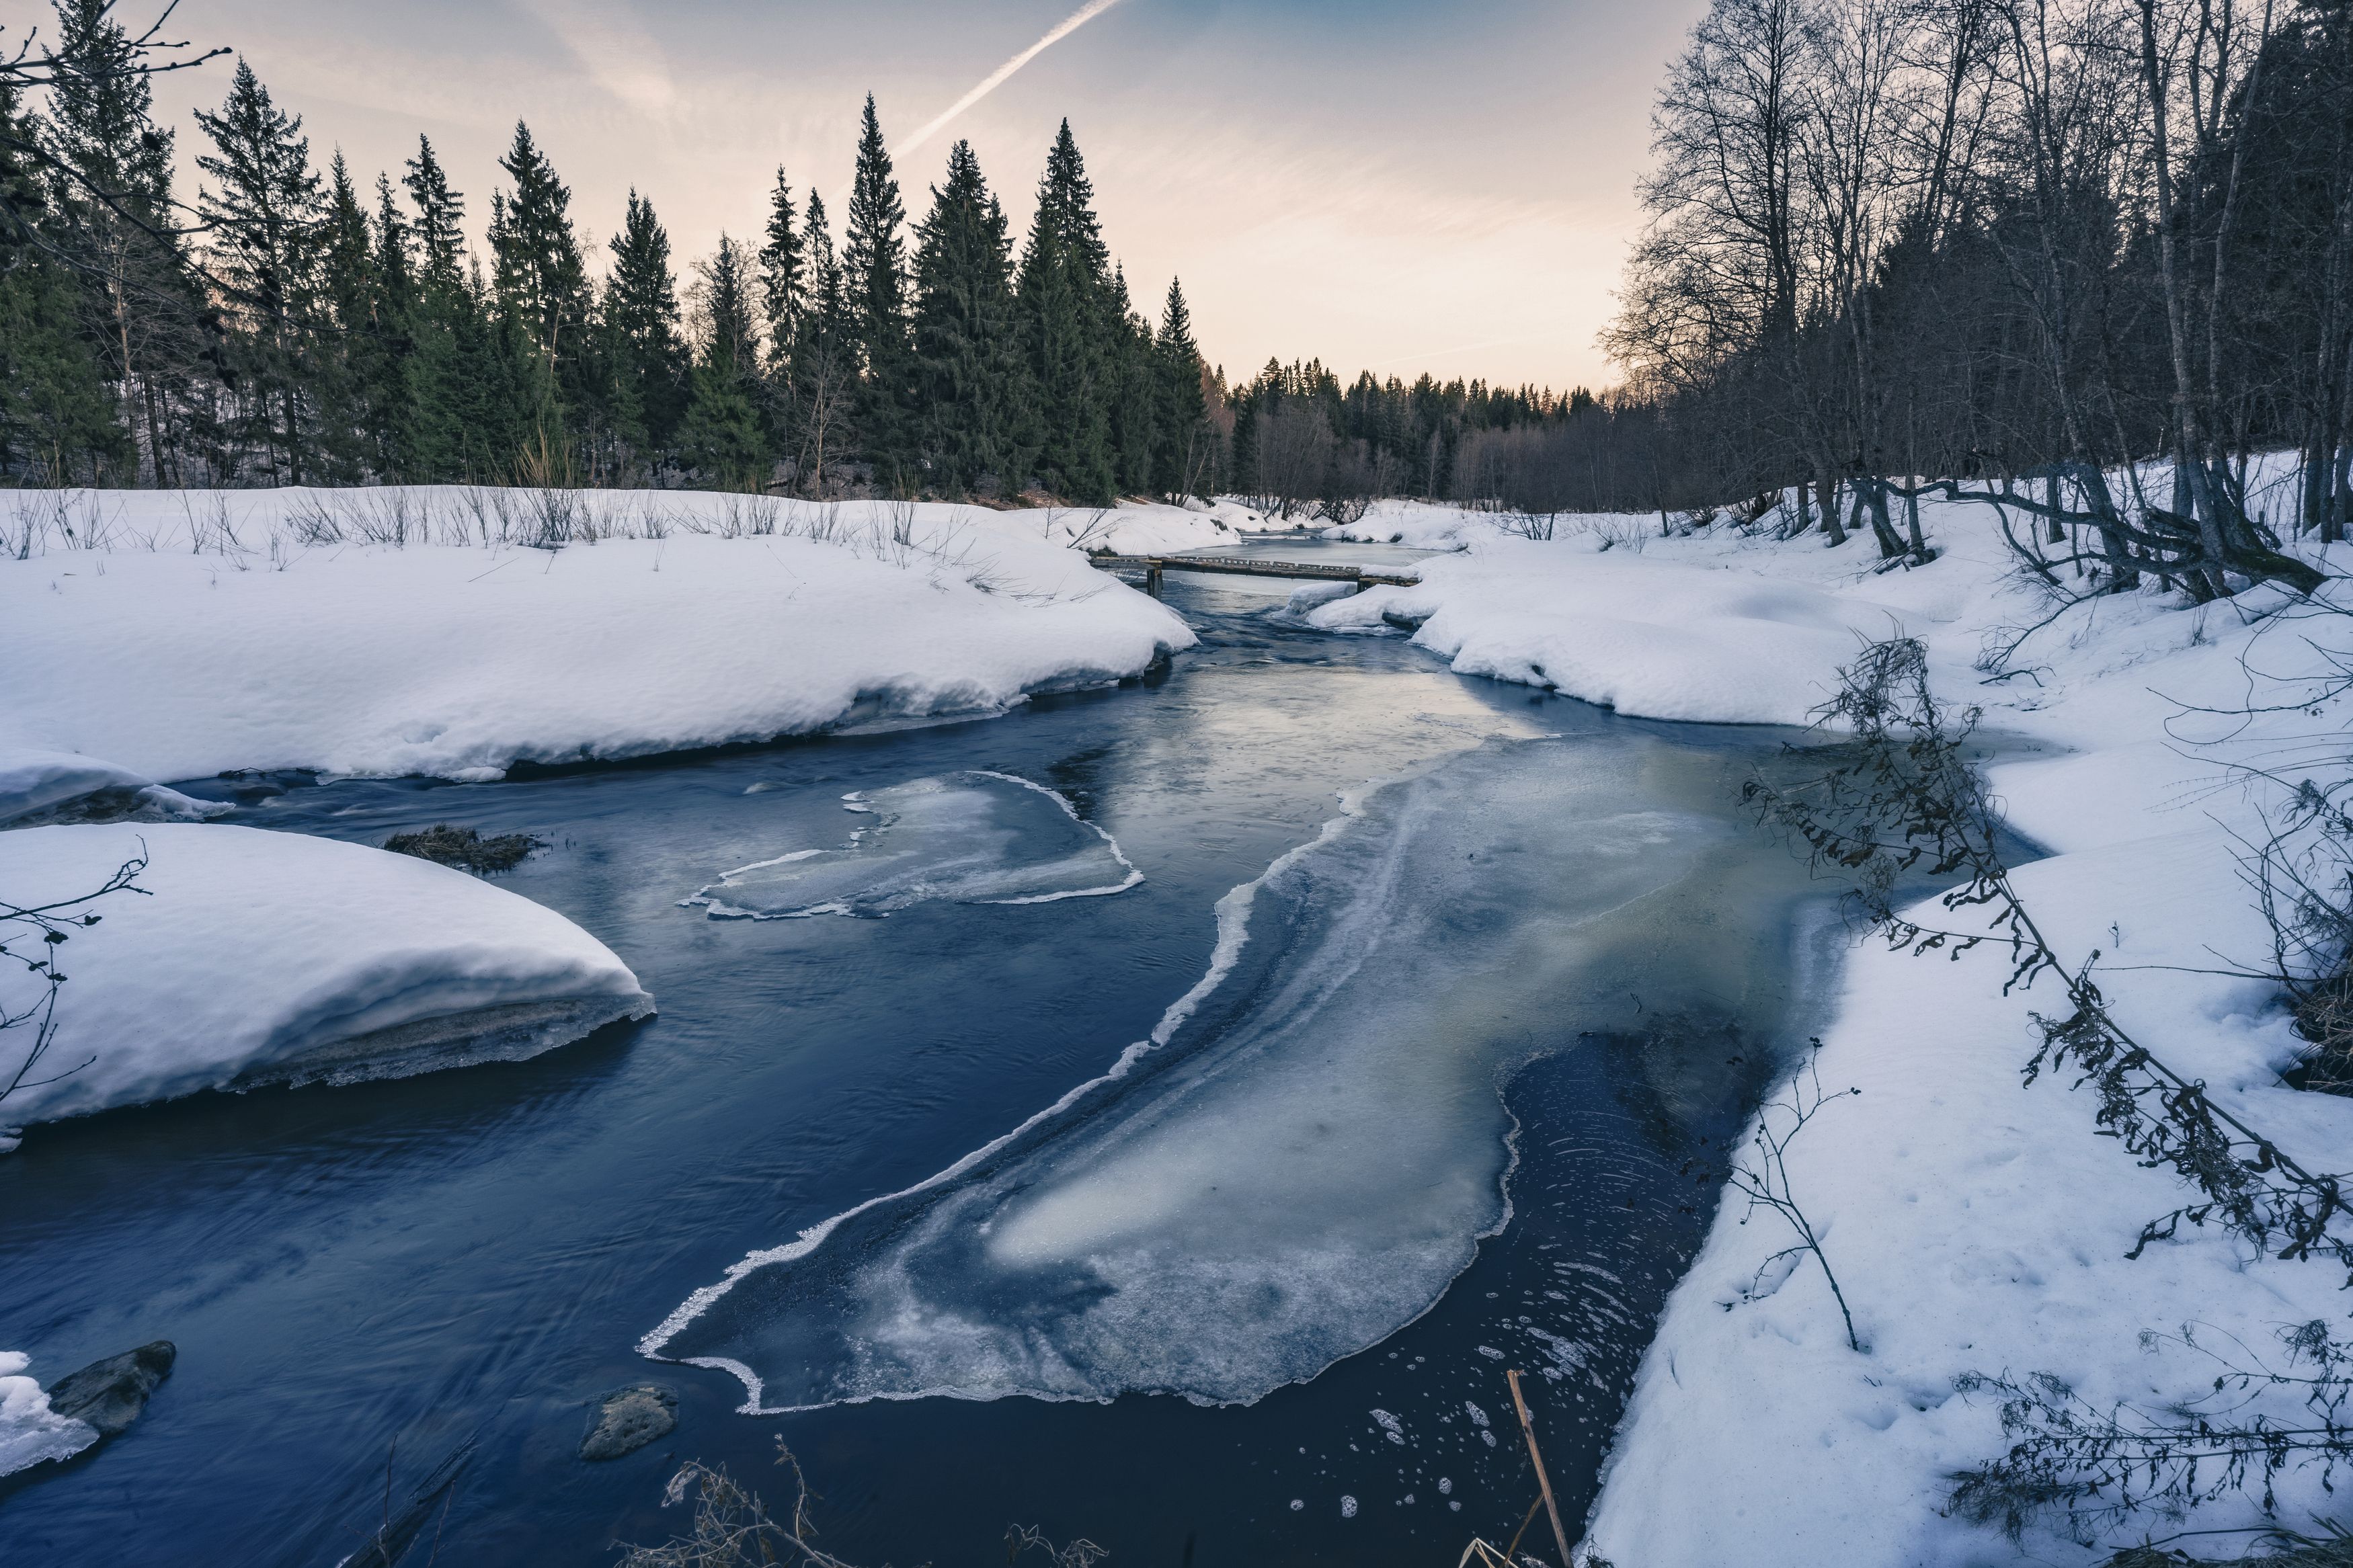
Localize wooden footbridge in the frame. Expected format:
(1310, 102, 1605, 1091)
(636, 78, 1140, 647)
(1088, 551, 1420, 598)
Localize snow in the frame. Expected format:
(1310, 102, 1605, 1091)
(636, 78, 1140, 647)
(1318, 486, 2353, 1560)
(0, 746, 232, 829)
(0, 489, 1199, 786)
(0, 823, 653, 1128)
(0, 1352, 97, 1477)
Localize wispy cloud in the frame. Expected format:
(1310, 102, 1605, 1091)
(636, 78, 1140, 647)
(515, 0, 679, 122)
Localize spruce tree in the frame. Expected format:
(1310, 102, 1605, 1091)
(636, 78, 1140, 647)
(487, 122, 588, 359)
(679, 233, 766, 488)
(0, 79, 124, 483)
(401, 134, 466, 291)
(910, 139, 1029, 495)
(756, 165, 803, 361)
(194, 58, 325, 482)
(313, 151, 380, 479)
(1015, 120, 1116, 503)
(42, 0, 196, 483)
(1106, 262, 1158, 494)
(604, 190, 688, 453)
(783, 192, 856, 493)
(842, 95, 912, 486)
(486, 120, 589, 475)
(1154, 276, 1208, 499)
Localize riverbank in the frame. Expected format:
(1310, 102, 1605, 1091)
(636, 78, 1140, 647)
(1318, 496, 2353, 1561)
(0, 491, 1223, 788)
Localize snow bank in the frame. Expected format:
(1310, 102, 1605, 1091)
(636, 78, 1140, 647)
(0, 823, 652, 1128)
(0, 489, 1197, 784)
(1373, 486, 2353, 1559)
(1310, 538, 1911, 726)
(0, 1352, 96, 1476)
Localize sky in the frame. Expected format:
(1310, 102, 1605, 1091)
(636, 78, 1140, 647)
(120, 0, 1708, 390)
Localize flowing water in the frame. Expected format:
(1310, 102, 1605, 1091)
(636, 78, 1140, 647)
(0, 547, 1841, 1565)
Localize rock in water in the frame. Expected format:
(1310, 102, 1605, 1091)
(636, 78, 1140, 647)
(579, 1383, 676, 1461)
(46, 1341, 174, 1437)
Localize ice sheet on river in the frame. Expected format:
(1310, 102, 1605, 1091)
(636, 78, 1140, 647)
(645, 734, 1815, 1409)
(682, 770, 1139, 919)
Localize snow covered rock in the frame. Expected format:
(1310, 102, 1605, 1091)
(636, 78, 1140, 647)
(0, 745, 227, 829)
(0, 1352, 99, 1477)
(0, 823, 652, 1128)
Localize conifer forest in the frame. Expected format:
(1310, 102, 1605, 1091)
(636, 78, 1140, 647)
(0, 1, 1581, 511)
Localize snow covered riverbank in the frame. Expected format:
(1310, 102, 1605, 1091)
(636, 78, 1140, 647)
(0, 490, 1206, 786)
(1314, 498, 2353, 1560)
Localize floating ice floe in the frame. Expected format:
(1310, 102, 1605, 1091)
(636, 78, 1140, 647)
(681, 771, 1138, 919)
(0, 823, 651, 1130)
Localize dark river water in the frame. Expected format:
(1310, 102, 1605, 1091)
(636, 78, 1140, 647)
(0, 547, 1837, 1566)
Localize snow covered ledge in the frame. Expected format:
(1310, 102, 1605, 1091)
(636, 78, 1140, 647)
(0, 823, 651, 1139)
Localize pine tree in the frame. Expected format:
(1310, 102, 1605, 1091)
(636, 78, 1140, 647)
(1154, 276, 1209, 499)
(194, 57, 325, 482)
(679, 233, 766, 488)
(910, 139, 1029, 495)
(1016, 119, 1116, 503)
(842, 95, 912, 485)
(605, 190, 688, 454)
(756, 165, 803, 362)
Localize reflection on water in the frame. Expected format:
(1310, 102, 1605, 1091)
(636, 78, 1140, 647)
(0, 571, 1835, 1567)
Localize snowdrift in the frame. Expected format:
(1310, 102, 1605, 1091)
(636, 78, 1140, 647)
(0, 823, 652, 1128)
(0, 490, 1199, 785)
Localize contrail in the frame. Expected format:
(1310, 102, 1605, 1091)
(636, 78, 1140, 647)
(901, 0, 1127, 159)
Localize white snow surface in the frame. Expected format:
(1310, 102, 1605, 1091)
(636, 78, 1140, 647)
(0, 1352, 97, 1476)
(0, 489, 1202, 784)
(0, 823, 653, 1126)
(1333, 489, 2353, 1560)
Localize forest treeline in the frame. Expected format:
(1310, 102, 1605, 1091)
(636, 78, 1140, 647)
(0, 1, 1582, 511)
(1554, 0, 2353, 597)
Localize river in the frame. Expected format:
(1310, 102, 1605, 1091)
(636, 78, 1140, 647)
(0, 544, 1839, 1565)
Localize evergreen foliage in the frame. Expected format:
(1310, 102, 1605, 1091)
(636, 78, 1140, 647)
(605, 190, 688, 455)
(1016, 119, 1116, 503)
(908, 139, 1027, 496)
